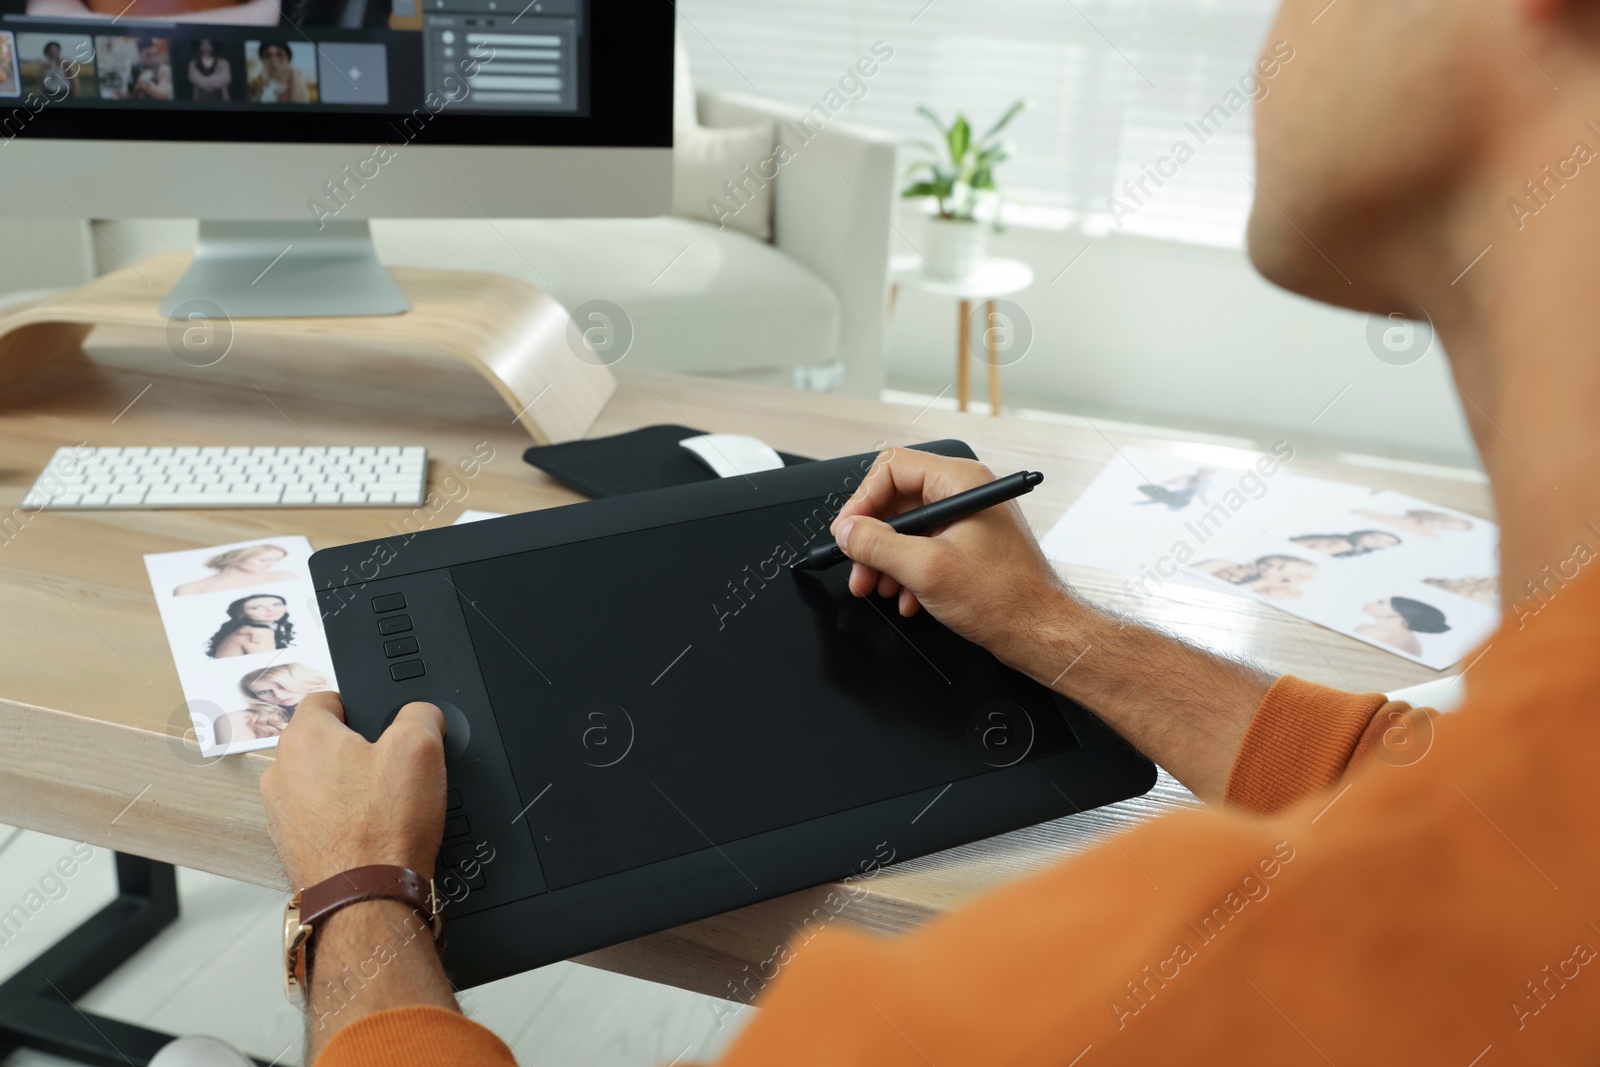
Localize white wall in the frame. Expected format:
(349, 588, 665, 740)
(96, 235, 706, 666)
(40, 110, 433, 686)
(886, 215, 1480, 470)
(57, 216, 1479, 470)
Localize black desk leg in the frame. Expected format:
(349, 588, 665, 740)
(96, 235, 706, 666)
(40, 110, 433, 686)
(0, 853, 275, 1067)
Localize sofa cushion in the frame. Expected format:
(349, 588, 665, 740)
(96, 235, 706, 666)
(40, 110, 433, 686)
(371, 217, 842, 376)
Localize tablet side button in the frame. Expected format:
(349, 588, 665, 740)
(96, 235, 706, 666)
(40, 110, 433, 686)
(384, 636, 420, 658)
(389, 659, 425, 681)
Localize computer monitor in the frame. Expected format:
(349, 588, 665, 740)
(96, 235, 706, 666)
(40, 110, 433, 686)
(0, 0, 673, 316)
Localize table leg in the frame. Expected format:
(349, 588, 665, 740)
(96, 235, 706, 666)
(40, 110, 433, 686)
(985, 299, 1002, 417)
(957, 299, 971, 413)
(0, 853, 273, 1066)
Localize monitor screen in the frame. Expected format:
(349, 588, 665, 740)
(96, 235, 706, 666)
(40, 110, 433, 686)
(0, 0, 669, 145)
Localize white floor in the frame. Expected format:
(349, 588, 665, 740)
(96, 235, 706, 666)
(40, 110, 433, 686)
(0, 826, 752, 1067)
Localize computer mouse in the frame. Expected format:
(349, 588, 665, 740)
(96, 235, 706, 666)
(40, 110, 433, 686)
(678, 433, 785, 478)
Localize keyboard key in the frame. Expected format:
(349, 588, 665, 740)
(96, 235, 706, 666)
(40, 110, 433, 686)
(378, 614, 412, 635)
(389, 659, 425, 681)
(372, 593, 407, 613)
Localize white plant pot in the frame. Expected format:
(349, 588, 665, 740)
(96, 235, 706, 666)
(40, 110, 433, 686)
(923, 217, 987, 281)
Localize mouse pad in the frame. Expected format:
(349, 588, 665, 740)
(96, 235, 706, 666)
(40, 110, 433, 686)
(521, 424, 813, 498)
(449, 494, 1078, 891)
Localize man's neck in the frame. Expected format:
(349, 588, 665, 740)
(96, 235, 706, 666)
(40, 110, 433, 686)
(1438, 102, 1600, 614)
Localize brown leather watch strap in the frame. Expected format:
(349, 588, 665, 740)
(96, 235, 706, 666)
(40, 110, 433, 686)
(300, 864, 442, 941)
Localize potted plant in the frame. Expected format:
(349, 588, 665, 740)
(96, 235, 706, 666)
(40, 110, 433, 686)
(902, 99, 1027, 281)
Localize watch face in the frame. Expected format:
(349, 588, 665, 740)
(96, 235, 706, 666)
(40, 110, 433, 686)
(283, 895, 309, 1007)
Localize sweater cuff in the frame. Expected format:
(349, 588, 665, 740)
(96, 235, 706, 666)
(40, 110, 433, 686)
(1223, 676, 1388, 816)
(314, 1005, 516, 1067)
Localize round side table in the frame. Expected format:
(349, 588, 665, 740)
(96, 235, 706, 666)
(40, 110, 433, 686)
(890, 255, 1035, 415)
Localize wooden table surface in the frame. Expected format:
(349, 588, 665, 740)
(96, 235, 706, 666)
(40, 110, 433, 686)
(0, 326, 1490, 999)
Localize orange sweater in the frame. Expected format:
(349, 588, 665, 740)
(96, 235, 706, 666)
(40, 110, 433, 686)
(319, 567, 1600, 1065)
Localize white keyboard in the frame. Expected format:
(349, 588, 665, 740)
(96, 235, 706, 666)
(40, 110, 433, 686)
(23, 445, 429, 509)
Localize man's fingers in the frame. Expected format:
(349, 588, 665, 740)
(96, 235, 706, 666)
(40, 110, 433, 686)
(387, 701, 447, 746)
(294, 690, 347, 728)
(836, 515, 938, 592)
(834, 449, 996, 528)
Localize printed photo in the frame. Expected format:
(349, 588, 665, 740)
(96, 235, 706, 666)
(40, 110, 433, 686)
(170, 541, 298, 596)
(1353, 506, 1473, 541)
(205, 592, 298, 658)
(1132, 467, 1217, 512)
(1192, 554, 1319, 601)
(1424, 575, 1499, 607)
(145, 536, 337, 756)
(213, 662, 333, 745)
(94, 36, 171, 100)
(16, 34, 96, 99)
(1288, 529, 1403, 559)
(176, 37, 245, 101)
(247, 39, 317, 103)
(27, 0, 281, 26)
(0, 31, 19, 97)
(1355, 596, 1452, 657)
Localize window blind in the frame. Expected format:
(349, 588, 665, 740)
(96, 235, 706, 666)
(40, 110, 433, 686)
(676, 0, 1283, 247)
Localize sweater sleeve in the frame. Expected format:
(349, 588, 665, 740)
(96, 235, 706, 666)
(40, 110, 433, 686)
(1223, 675, 1428, 815)
(314, 1005, 517, 1067)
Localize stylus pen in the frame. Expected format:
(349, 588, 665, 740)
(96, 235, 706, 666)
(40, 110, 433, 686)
(792, 470, 1044, 571)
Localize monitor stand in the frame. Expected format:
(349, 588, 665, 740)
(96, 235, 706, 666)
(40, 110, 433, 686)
(0, 250, 617, 445)
(158, 220, 410, 319)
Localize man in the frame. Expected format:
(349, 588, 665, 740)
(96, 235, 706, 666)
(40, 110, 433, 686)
(259, 0, 1600, 1061)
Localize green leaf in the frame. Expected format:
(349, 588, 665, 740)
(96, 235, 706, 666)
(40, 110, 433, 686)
(900, 181, 943, 200)
(979, 98, 1029, 145)
(948, 115, 971, 165)
(976, 144, 1010, 168)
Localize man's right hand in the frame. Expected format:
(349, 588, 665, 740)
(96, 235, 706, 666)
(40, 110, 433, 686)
(830, 449, 1073, 676)
(831, 448, 1273, 802)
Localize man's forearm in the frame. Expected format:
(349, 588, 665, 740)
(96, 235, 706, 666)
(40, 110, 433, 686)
(305, 900, 461, 1062)
(1002, 586, 1273, 802)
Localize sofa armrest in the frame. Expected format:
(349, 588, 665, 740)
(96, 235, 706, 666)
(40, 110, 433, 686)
(698, 89, 898, 397)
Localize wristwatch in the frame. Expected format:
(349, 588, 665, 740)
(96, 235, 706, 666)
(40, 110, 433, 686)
(282, 864, 443, 1006)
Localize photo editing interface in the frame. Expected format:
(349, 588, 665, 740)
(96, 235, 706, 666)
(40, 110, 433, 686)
(0, 0, 585, 114)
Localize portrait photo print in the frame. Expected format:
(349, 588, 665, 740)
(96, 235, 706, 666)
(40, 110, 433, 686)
(145, 535, 338, 755)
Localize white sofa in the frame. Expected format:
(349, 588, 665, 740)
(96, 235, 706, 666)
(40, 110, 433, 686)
(66, 84, 899, 397)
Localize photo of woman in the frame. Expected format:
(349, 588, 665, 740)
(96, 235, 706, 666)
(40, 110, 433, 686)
(1289, 529, 1402, 558)
(172, 543, 296, 596)
(1193, 554, 1318, 600)
(1355, 596, 1451, 656)
(213, 662, 331, 744)
(1353, 507, 1473, 541)
(205, 594, 296, 658)
(185, 38, 232, 100)
(1423, 575, 1499, 607)
(247, 40, 313, 103)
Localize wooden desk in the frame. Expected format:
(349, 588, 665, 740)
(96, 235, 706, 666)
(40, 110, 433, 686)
(0, 327, 1488, 1000)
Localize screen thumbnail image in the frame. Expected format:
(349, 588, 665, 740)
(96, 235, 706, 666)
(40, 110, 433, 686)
(0, 31, 18, 97)
(93, 36, 172, 100)
(175, 38, 246, 101)
(20, 0, 390, 28)
(15, 33, 96, 98)
(246, 39, 317, 103)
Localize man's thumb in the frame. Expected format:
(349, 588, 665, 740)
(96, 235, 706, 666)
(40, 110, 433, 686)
(836, 516, 929, 584)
